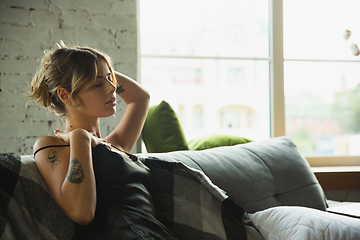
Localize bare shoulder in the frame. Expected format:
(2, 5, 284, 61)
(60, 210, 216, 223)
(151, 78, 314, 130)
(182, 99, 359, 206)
(33, 136, 70, 167)
(33, 136, 63, 154)
(33, 136, 72, 206)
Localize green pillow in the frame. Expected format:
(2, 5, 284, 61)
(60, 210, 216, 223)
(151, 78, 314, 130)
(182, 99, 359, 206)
(188, 134, 252, 151)
(142, 100, 189, 153)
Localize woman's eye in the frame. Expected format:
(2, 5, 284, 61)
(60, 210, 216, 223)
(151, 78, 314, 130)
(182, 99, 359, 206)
(95, 82, 102, 87)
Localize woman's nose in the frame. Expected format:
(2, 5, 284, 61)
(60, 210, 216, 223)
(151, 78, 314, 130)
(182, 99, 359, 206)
(106, 75, 116, 93)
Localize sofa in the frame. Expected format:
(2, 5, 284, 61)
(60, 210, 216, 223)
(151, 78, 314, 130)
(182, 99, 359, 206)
(1, 136, 360, 240)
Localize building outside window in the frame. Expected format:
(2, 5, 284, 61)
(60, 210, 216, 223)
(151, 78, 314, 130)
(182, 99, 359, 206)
(193, 105, 204, 129)
(140, 0, 269, 142)
(140, 0, 360, 166)
(283, 0, 360, 162)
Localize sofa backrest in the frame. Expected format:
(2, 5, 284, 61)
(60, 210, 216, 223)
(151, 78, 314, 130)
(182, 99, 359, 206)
(0, 136, 327, 239)
(139, 136, 328, 213)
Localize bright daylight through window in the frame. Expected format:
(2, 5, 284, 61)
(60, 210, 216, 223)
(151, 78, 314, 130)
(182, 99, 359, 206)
(284, 0, 360, 157)
(140, 0, 270, 142)
(140, 0, 360, 161)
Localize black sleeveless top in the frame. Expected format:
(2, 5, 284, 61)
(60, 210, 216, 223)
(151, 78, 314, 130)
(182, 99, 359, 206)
(35, 144, 176, 240)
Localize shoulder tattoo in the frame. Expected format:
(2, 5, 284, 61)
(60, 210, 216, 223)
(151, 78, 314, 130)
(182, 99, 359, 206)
(116, 85, 125, 94)
(47, 149, 61, 169)
(66, 158, 84, 183)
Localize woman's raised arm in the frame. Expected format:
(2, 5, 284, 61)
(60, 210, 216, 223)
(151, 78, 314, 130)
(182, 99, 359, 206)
(106, 71, 150, 152)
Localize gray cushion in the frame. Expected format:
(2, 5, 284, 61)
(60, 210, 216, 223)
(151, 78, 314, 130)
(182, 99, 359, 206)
(139, 136, 327, 213)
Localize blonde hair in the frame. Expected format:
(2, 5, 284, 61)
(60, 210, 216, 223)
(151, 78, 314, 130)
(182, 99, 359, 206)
(28, 41, 116, 117)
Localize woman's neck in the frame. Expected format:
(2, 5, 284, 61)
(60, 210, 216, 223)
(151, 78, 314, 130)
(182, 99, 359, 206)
(64, 118, 101, 138)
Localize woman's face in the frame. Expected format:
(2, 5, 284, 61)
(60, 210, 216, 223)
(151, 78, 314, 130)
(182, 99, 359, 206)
(76, 59, 117, 119)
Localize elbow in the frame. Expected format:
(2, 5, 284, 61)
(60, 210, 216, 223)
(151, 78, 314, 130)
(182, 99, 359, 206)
(142, 90, 150, 103)
(68, 209, 95, 226)
(77, 212, 95, 226)
(138, 90, 150, 108)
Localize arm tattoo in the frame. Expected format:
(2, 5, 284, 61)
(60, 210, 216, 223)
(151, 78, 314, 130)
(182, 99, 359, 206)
(116, 85, 125, 94)
(47, 149, 61, 169)
(66, 158, 84, 183)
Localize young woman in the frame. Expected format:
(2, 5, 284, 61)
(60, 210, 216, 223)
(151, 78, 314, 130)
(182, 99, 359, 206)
(29, 42, 177, 239)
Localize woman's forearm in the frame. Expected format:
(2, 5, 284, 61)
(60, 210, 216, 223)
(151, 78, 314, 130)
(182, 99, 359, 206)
(114, 71, 150, 105)
(106, 71, 150, 152)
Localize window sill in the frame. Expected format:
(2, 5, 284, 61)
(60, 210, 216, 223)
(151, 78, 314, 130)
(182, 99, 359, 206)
(312, 166, 360, 191)
(306, 156, 360, 167)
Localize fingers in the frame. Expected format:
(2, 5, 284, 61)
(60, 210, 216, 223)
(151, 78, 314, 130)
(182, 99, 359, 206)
(54, 129, 70, 143)
(54, 130, 63, 137)
(100, 137, 112, 149)
(54, 130, 66, 138)
(88, 130, 111, 148)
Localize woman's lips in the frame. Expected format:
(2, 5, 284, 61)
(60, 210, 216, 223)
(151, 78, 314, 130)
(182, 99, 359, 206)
(106, 97, 116, 106)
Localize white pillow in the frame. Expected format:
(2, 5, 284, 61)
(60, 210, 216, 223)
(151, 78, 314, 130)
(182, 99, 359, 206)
(248, 206, 360, 240)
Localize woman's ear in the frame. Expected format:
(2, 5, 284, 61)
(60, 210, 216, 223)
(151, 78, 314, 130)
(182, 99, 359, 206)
(57, 87, 72, 105)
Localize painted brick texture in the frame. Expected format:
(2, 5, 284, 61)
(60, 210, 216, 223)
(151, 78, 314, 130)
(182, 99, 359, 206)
(0, 0, 138, 154)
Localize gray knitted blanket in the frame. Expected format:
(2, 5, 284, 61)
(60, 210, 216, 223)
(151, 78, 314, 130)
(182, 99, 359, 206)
(0, 154, 74, 240)
(143, 156, 259, 240)
(0, 153, 261, 240)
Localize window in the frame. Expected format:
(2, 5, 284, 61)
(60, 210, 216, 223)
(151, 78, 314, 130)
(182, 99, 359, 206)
(221, 108, 241, 129)
(140, 0, 360, 166)
(227, 67, 245, 84)
(219, 106, 256, 130)
(140, 0, 269, 142)
(193, 105, 203, 129)
(283, 0, 360, 164)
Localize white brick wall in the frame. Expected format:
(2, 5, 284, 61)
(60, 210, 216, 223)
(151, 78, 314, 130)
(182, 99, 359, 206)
(0, 0, 138, 155)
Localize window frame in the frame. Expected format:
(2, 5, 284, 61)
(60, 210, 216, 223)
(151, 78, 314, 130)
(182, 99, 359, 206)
(271, 0, 360, 167)
(139, 0, 360, 166)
